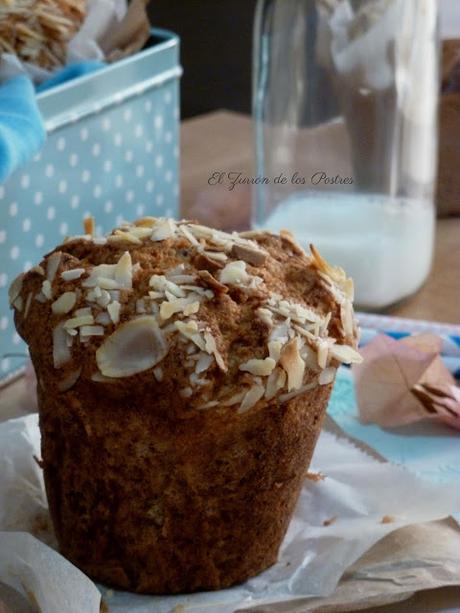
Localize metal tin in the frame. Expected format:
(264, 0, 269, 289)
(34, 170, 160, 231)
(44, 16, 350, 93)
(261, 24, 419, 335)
(0, 28, 182, 381)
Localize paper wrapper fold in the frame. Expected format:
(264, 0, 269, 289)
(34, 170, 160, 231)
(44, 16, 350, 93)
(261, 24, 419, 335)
(1, 412, 460, 612)
(353, 333, 460, 431)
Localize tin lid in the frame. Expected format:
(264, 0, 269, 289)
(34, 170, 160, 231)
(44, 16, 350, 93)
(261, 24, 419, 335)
(37, 28, 182, 133)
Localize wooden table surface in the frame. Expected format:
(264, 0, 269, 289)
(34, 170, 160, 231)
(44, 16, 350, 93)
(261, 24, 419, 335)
(181, 110, 460, 326)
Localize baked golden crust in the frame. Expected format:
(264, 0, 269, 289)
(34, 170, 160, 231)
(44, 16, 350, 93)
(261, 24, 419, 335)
(11, 218, 360, 593)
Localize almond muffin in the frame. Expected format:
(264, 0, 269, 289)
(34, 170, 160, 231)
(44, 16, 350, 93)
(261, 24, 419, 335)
(10, 218, 361, 594)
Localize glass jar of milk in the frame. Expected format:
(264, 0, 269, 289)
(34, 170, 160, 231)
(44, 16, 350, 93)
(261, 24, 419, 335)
(253, 0, 439, 309)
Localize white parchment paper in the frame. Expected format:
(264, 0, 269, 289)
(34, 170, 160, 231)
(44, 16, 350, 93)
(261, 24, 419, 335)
(0, 0, 126, 84)
(0, 413, 459, 612)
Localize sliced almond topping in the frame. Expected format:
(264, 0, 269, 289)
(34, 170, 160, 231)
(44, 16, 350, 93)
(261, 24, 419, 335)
(114, 251, 132, 289)
(340, 300, 354, 339)
(129, 226, 153, 239)
(174, 320, 206, 351)
(221, 390, 246, 406)
(75, 307, 92, 317)
(257, 307, 273, 328)
(12, 296, 23, 311)
(151, 218, 177, 241)
(195, 352, 213, 373)
(238, 384, 265, 413)
(329, 344, 363, 365)
(179, 387, 193, 398)
(53, 322, 72, 368)
(113, 230, 142, 244)
(80, 325, 104, 337)
(107, 301, 121, 324)
(319, 367, 336, 385)
(51, 291, 77, 315)
(134, 217, 156, 228)
(280, 338, 305, 391)
(268, 339, 283, 363)
(178, 224, 200, 246)
(203, 250, 228, 262)
(95, 312, 111, 325)
(239, 357, 276, 377)
(8, 273, 24, 306)
(41, 280, 52, 300)
(46, 252, 62, 283)
(30, 265, 45, 276)
(23, 292, 33, 318)
(317, 340, 329, 369)
(61, 268, 85, 281)
(231, 243, 267, 266)
(153, 366, 163, 382)
(279, 381, 317, 403)
(96, 316, 168, 378)
(265, 367, 287, 400)
(280, 229, 305, 256)
(219, 260, 249, 285)
(197, 270, 228, 294)
(64, 315, 94, 329)
(204, 330, 227, 372)
(96, 289, 111, 307)
(57, 368, 82, 392)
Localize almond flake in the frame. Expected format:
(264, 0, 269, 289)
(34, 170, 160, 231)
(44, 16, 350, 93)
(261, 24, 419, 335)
(46, 252, 62, 282)
(319, 367, 336, 385)
(41, 280, 52, 300)
(238, 384, 265, 413)
(195, 352, 213, 373)
(204, 330, 227, 371)
(153, 366, 163, 382)
(257, 307, 273, 327)
(95, 312, 111, 325)
(279, 381, 317, 403)
(317, 340, 329, 369)
(203, 251, 228, 262)
(113, 230, 142, 244)
(151, 218, 177, 241)
(75, 307, 92, 317)
(328, 344, 362, 365)
(219, 260, 248, 285)
(174, 320, 206, 350)
(8, 273, 24, 306)
(53, 322, 72, 368)
(24, 292, 33, 318)
(231, 243, 267, 266)
(80, 325, 104, 337)
(178, 224, 200, 246)
(83, 216, 95, 236)
(96, 316, 168, 378)
(239, 357, 276, 376)
(280, 338, 305, 391)
(114, 251, 132, 289)
(96, 290, 111, 307)
(64, 315, 94, 329)
(107, 300, 121, 324)
(221, 390, 246, 406)
(30, 265, 45, 276)
(61, 268, 85, 281)
(268, 339, 283, 363)
(51, 291, 77, 315)
(134, 217, 156, 228)
(179, 387, 193, 398)
(12, 296, 23, 311)
(265, 368, 287, 399)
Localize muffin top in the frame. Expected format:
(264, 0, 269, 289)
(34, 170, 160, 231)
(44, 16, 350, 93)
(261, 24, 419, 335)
(10, 217, 361, 414)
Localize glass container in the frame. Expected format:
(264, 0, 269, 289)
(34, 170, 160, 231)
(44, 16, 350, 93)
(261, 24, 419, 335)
(253, 0, 439, 309)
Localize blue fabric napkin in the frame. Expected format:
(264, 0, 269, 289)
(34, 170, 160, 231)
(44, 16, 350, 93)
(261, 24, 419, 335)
(0, 61, 104, 184)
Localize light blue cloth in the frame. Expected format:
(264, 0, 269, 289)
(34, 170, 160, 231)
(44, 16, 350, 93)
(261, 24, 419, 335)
(0, 75, 45, 183)
(0, 61, 104, 183)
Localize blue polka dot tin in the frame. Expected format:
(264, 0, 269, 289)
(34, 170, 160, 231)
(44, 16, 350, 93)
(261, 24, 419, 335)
(0, 28, 182, 382)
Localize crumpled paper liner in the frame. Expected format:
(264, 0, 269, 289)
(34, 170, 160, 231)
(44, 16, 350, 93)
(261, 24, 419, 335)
(353, 333, 460, 431)
(0, 0, 151, 85)
(1, 412, 460, 613)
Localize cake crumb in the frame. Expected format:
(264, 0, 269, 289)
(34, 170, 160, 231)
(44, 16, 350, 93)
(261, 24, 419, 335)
(100, 601, 109, 613)
(305, 471, 325, 482)
(322, 516, 337, 526)
(380, 515, 395, 524)
(171, 605, 186, 613)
